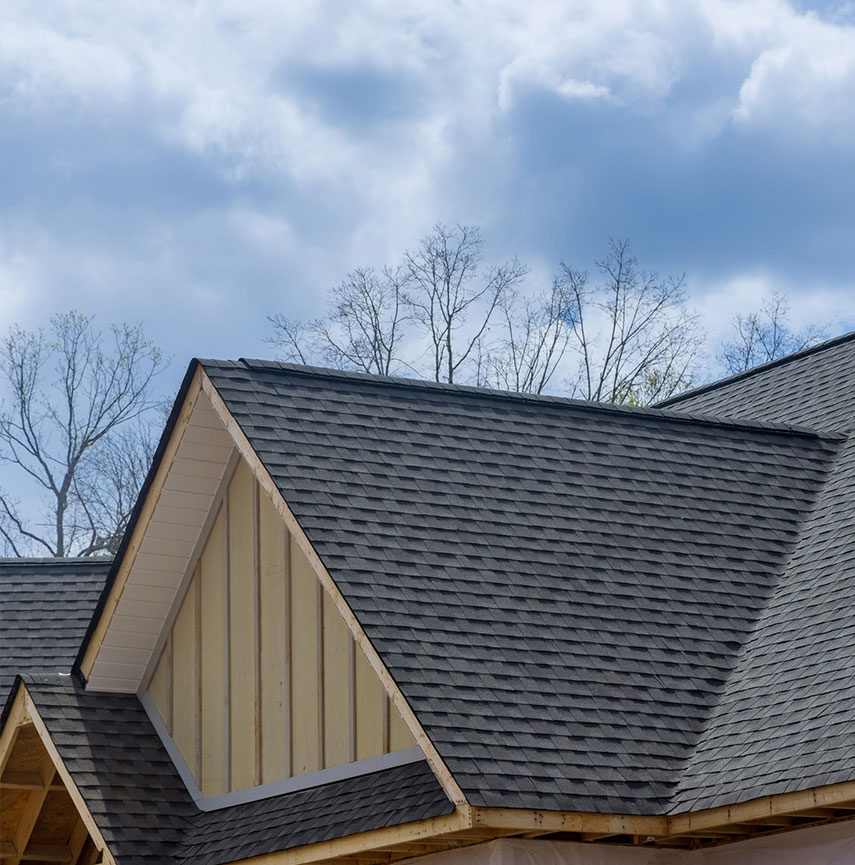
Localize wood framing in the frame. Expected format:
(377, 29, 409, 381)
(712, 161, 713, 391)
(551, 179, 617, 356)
(0, 685, 115, 865)
(195, 787, 855, 865)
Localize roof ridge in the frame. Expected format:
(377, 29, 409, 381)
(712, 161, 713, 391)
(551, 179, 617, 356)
(198, 357, 841, 441)
(655, 330, 855, 408)
(0, 557, 113, 564)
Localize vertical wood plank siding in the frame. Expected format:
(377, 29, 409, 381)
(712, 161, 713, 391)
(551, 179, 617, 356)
(200, 506, 226, 796)
(145, 456, 413, 795)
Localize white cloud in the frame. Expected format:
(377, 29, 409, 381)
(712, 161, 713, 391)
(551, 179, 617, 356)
(733, 18, 855, 142)
(556, 79, 612, 102)
(3, 0, 854, 190)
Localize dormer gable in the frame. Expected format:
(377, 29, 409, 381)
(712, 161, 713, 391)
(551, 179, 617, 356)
(143, 455, 416, 804)
(75, 362, 456, 808)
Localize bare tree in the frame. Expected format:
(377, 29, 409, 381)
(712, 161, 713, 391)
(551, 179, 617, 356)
(266, 316, 312, 366)
(0, 312, 165, 557)
(719, 291, 827, 374)
(557, 239, 702, 404)
(266, 228, 699, 403)
(268, 266, 409, 376)
(483, 280, 578, 394)
(405, 223, 528, 383)
(70, 419, 159, 555)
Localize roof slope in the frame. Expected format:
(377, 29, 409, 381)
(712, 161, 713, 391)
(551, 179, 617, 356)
(202, 359, 843, 815)
(0, 558, 110, 695)
(23, 675, 451, 865)
(655, 332, 855, 431)
(671, 432, 855, 812)
(2, 564, 452, 865)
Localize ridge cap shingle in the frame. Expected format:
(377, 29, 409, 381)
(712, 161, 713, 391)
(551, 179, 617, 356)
(654, 330, 855, 409)
(197, 357, 840, 441)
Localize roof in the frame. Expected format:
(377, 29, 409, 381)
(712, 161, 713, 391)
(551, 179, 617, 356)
(0, 557, 110, 695)
(5, 334, 855, 856)
(1, 562, 452, 865)
(671, 431, 855, 811)
(201, 358, 848, 815)
(655, 331, 855, 431)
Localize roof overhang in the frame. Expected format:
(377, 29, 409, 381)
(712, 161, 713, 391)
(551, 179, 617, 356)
(0, 680, 116, 865)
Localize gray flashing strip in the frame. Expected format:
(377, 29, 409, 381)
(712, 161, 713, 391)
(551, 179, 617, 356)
(195, 747, 426, 811)
(140, 692, 204, 802)
(139, 692, 425, 812)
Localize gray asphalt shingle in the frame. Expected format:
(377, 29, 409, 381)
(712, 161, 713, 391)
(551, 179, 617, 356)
(201, 358, 845, 815)
(0, 557, 110, 695)
(656, 331, 855, 431)
(4, 334, 855, 852)
(2, 565, 452, 865)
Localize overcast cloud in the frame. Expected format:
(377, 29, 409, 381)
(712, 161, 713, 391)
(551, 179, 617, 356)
(2, 0, 854, 395)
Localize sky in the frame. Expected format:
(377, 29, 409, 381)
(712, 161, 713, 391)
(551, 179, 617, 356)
(2, 0, 855, 401)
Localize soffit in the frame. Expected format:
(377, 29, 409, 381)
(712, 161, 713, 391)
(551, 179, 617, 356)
(86, 391, 234, 692)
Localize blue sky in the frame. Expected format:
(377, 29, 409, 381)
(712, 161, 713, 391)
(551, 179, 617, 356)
(2, 0, 855, 400)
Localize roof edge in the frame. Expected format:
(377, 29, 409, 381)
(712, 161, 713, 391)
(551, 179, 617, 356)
(655, 330, 855, 408)
(0, 557, 113, 564)
(202, 358, 840, 441)
(71, 358, 203, 680)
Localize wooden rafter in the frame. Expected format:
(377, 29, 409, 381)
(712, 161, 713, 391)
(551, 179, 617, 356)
(0, 687, 115, 865)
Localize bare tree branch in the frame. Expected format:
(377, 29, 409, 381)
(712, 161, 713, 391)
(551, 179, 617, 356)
(556, 239, 702, 405)
(483, 279, 579, 394)
(405, 222, 528, 383)
(267, 267, 410, 376)
(265, 316, 313, 365)
(0, 312, 165, 556)
(718, 291, 828, 374)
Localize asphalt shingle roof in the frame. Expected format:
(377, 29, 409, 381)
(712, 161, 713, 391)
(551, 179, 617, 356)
(1, 565, 452, 865)
(0, 557, 110, 695)
(656, 331, 855, 431)
(4, 335, 855, 855)
(201, 358, 847, 815)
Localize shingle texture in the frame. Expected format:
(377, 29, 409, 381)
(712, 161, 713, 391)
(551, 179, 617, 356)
(19, 675, 452, 865)
(656, 331, 855, 431)
(5, 335, 855, 856)
(1, 563, 452, 865)
(180, 758, 453, 865)
(671, 433, 855, 811)
(0, 557, 110, 695)
(202, 359, 846, 815)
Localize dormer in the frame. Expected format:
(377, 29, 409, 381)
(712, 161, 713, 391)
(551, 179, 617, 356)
(74, 362, 450, 810)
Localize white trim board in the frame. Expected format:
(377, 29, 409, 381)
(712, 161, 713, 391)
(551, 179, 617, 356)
(137, 447, 240, 695)
(140, 692, 424, 811)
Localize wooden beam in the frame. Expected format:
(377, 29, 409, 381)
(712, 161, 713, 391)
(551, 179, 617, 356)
(79, 367, 203, 677)
(0, 689, 28, 777)
(21, 844, 73, 863)
(200, 370, 468, 808)
(786, 808, 840, 819)
(11, 754, 54, 865)
(0, 843, 16, 860)
(472, 807, 667, 836)
(668, 779, 855, 836)
(0, 772, 45, 791)
(67, 820, 90, 865)
(15, 688, 116, 865)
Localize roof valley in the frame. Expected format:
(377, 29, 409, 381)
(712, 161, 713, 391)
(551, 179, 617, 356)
(669, 430, 855, 812)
